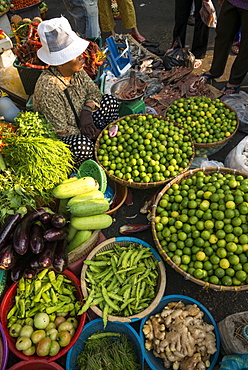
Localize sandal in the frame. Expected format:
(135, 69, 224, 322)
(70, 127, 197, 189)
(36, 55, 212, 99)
(194, 59, 202, 69)
(199, 72, 222, 83)
(220, 84, 241, 95)
(131, 34, 160, 48)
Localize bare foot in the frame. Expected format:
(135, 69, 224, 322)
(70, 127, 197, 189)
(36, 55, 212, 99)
(221, 83, 240, 94)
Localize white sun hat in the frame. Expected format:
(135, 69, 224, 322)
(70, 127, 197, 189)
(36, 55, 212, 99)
(37, 16, 89, 66)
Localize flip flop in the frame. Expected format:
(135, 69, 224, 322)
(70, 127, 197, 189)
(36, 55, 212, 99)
(199, 72, 222, 83)
(220, 84, 241, 95)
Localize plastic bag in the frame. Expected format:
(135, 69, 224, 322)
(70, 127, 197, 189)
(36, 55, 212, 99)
(221, 91, 248, 134)
(190, 157, 224, 169)
(200, 0, 217, 28)
(163, 37, 195, 70)
(219, 354, 248, 370)
(224, 136, 248, 175)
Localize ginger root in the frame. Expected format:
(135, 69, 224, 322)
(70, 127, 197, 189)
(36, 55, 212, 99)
(142, 301, 217, 370)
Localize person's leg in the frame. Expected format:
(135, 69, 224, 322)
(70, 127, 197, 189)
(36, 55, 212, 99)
(172, 0, 193, 47)
(92, 95, 119, 129)
(61, 134, 94, 168)
(209, 0, 240, 77)
(116, 0, 136, 30)
(98, 0, 115, 33)
(84, 0, 100, 38)
(191, 0, 209, 59)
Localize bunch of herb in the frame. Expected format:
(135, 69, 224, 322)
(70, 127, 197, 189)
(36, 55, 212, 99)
(14, 111, 56, 139)
(2, 136, 73, 204)
(0, 170, 38, 224)
(76, 332, 141, 370)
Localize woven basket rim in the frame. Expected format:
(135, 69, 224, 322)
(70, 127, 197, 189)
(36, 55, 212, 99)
(80, 237, 166, 322)
(94, 114, 195, 189)
(0, 5, 10, 16)
(68, 229, 100, 264)
(165, 98, 239, 148)
(151, 167, 248, 292)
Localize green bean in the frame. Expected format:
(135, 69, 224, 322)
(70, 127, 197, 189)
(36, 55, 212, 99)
(120, 298, 135, 311)
(88, 332, 121, 340)
(100, 269, 114, 286)
(108, 292, 123, 302)
(101, 286, 119, 312)
(121, 249, 133, 269)
(77, 289, 95, 315)
(84, 260, 110, 267)
(102, 304, 109, 328)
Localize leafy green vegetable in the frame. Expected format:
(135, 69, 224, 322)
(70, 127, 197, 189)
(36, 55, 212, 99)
(76, 332, 141, 370)
(2, 136, 73, 204)
(14, 111, 56, 139)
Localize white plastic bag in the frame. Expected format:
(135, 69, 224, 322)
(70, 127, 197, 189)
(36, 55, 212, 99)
(190, 157, 224, 169)
(200, 0, 217, 28)
(224, 136, 248, 175)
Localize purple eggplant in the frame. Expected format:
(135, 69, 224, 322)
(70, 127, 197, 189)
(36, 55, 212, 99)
(30, 255, 41, 270)
(43, 228, 68, 242)
(53, 239, 68, 273)
(23, 268, 37, 279)
(51, 214, 67, 229)
(38, 242, 57, 268)
(13, 209, 46, 255)
(39, 212, 52, 225)
(29, 223, 44, 254)
(0, 213, 22, 251)
(10, 253, 34, 282)
(0, 244, 17, 270)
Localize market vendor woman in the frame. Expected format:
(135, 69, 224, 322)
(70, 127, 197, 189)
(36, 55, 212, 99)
(33, 16, 119, 167)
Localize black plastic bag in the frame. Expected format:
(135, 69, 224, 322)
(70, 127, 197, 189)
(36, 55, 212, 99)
(163, 37, 195, 70)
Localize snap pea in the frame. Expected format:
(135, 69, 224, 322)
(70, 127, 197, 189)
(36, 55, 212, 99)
(101, 286, 119, 312)
(84, 260, 110, 267)
(88, 331, 121, 340)
(102, 303, 109, 328)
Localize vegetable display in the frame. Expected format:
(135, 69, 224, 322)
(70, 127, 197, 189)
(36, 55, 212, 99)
(77, 331, 141, 370)
(96, 114, 194, 184)
(154, 171, 248, 287)
(143, 301, 217, 370)
(82, 41, 106, 80)
(81, 243, 159, 327)
(10, 0, 40, 10)
(166, 96, 237, 144)
(6, 269, 82, 357)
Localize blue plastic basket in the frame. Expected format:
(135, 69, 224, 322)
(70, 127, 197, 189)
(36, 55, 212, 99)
(80, 237, 166, 323)
(66, 318, 144, 370)
(139, 295, 220, 370)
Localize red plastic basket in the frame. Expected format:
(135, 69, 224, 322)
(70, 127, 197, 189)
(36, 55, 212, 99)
(0, 269, 86, 362)
(7, 360, 64, 370)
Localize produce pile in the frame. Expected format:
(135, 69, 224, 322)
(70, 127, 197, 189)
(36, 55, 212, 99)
(0, 0, 11, 13)
(9, 0, 39, 10)
(82, 41, 106, 80)
(166, 96, 238, 144)
(81, 242, 160, 327)
(96, 114, 194, 184)
(77, 331, 141, 370)
(0, 112, 72, 224)
(143, 301, 217, 370)
(6, 268, 83, 357)
(154, 170, 248, 287)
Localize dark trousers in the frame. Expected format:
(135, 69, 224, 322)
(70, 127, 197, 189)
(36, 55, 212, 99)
(173, 0, 209, 59)
(210, 0, 248, 85)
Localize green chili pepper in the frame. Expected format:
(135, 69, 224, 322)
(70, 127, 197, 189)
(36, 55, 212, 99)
(7, 306, 17, 320)
(37, 268, 49, 280)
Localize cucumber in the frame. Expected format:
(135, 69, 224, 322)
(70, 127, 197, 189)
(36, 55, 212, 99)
(67, 223, 78, 242)
(67, 190, 104, 207)
(67, 230, 92, 252)
(71, 214, 113, 230)
(53, 177, 98, 199)
(69, 199, 110, 217)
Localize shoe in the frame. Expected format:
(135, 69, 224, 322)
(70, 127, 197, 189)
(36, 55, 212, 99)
(187, 14, 195, 26)
(131, 34, 160, 48)
(199, 72, 222, 83)
(220, 84, 241, 95)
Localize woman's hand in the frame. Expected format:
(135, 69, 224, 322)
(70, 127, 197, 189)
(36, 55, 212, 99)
(79, 107, 100, 140)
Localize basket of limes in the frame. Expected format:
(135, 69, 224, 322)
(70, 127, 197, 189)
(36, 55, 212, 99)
(165, 96, 239, 157)
(94, 114, 195, 189)
(151, 167, 248, 291)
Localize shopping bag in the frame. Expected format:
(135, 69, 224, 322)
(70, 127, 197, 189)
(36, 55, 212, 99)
(200, 0, 217, 28)
(163, 37, 195, 70)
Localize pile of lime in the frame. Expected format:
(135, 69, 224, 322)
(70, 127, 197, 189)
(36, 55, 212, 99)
(154, 171, 248, 287)
(96, 115, 194, 184)
(166, 96, 237, 144)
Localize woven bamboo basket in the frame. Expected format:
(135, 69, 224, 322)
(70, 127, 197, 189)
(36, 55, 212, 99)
(81, 237, 166, 323)
(68, 229, 100, 264)
(94, 114, 195, 189)
(0, 5, 10, 17)
(165, 99, 239, 157)
(151, 167, 248, 292)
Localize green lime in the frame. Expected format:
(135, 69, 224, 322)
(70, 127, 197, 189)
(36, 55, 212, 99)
(215, 267, 225, 278)
(209, 275, 219, 285)
(228, 254, 240, 265)
(219, 258, 230, 269)
(221, 276, 233, 286)
(235, 270, 247, 282)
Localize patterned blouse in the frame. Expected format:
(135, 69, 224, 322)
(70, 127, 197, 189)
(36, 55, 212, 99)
(33, 67, 102, 138)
